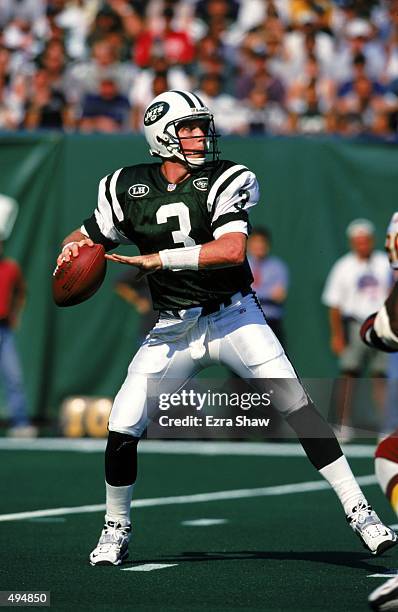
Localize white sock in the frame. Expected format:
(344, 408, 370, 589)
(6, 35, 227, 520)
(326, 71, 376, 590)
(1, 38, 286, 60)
(319, 455, 366, 515)
(105, 481, 134, 525)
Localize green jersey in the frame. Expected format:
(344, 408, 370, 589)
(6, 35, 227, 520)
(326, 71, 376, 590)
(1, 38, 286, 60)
(83, 160, 260, 310)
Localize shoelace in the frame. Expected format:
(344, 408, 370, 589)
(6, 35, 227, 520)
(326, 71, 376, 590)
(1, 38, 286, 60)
(349, 500, 373, 526)
(349, 501, 387, 537)
(98, 522, 130, 549)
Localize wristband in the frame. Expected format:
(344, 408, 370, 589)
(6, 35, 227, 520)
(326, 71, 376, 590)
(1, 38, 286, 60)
(159, 245, 202, 271)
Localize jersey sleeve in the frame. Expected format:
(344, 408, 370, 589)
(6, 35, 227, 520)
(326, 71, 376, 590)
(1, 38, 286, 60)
(82, 168, 133, 250)
(207, 164, 259, 239)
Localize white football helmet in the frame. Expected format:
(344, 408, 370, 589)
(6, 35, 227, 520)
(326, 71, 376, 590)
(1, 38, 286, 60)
(143, 90, 219, 167)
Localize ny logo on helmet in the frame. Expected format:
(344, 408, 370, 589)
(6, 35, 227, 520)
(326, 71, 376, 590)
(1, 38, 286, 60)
(144, 101, 170, 126)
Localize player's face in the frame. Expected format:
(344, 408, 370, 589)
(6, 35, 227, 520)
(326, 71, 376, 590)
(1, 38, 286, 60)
(177, 120, 208, 158)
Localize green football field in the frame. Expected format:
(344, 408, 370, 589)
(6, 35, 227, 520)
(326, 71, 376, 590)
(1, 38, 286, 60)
(1, 439, 397, 611)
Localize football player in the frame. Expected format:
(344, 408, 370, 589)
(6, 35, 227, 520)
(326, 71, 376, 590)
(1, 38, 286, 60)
(360, 213, 398, 611)
(56, 90, 396, 566)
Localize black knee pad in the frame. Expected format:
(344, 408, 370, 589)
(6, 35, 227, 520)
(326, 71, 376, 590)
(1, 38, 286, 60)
(286, 401, 343, 470)
(105, 430, 140, 486)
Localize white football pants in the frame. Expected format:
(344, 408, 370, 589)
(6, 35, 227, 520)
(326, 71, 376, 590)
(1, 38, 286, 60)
(109, 291, 308, 436)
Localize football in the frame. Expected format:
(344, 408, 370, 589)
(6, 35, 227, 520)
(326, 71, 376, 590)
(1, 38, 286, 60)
(53, 243, 106, 307)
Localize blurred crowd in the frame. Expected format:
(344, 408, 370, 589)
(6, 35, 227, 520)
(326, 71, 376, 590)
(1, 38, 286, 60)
(2, 0, 398, 138)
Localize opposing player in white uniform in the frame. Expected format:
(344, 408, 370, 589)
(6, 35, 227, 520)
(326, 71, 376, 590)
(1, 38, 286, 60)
(359, 213, 398, 611)
(56, 90, 396, 566)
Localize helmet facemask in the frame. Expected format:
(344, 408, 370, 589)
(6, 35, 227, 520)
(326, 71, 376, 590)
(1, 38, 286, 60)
(160, 114, 220, 168)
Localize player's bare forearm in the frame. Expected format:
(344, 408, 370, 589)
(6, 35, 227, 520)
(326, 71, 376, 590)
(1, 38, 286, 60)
(105, 234, 247, 274)
(198, 233, 247, 268)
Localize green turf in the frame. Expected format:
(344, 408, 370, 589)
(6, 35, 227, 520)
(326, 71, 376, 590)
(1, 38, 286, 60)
(1, 449, 397, 611)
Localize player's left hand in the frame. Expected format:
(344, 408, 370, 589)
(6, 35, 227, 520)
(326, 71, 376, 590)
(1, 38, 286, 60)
(105, 252, 162, 280)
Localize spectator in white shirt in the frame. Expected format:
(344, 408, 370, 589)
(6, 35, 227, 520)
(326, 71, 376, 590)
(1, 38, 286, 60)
(322, 218, 391, 440)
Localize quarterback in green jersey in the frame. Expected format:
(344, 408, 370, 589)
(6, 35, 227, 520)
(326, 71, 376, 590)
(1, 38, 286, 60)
(57, 90, 396, 566)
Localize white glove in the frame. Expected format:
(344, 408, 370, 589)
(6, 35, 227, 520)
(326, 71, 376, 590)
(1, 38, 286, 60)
(386, 212, 398, 269)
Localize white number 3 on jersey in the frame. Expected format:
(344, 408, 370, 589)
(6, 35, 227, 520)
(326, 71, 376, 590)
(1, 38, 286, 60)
(156, 202, 196, 247)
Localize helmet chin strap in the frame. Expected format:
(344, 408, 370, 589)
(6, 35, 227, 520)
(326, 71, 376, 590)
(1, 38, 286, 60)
(167, 154, 205, 169)
(185, 157, 206, 168)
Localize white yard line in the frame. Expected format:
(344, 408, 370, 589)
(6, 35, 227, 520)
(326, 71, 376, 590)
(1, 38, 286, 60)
(181, 518, 228, 526)
(0, 474, 377, 522)
(0, 438, 377, 457)
(121, 564, 178, 572)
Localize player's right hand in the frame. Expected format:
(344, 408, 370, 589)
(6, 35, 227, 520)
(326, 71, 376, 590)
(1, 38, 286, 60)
(385, 212, 398, 269)
(56, 238, 94, 266)
(105, 252, 162, 280)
